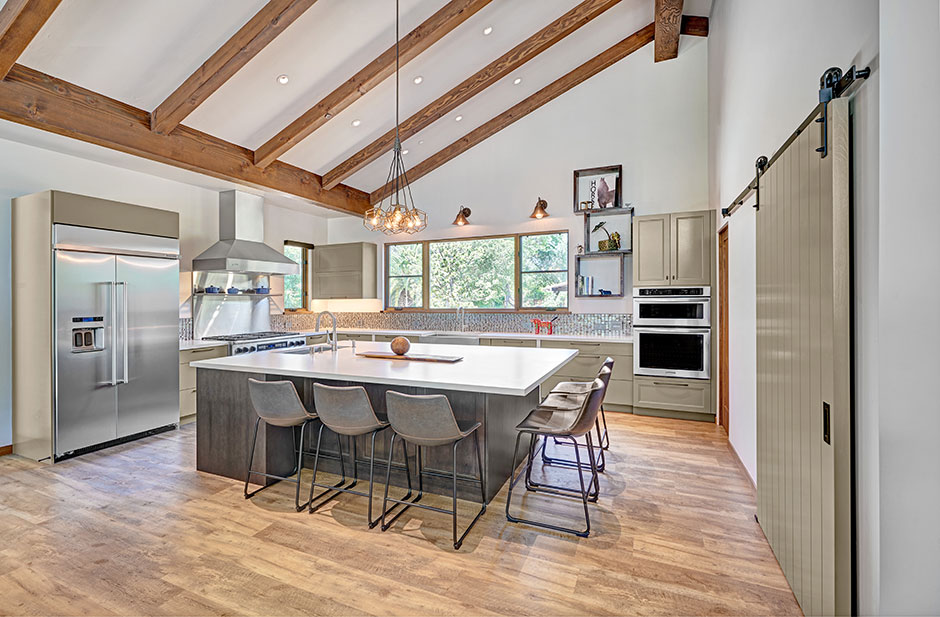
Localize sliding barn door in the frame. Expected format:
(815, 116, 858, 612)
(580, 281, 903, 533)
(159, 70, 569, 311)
(756, 98, 852, 616)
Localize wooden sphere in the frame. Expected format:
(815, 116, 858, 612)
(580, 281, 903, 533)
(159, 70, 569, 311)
(390, 336, 411, 356)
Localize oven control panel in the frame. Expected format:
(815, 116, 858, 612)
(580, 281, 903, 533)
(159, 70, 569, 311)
(636, 287, 708, 297)
(233, 338, 306, 355)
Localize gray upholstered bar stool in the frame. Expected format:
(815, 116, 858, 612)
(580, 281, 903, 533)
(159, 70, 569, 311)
(541, 359, 614, 472)
(506, 376, 606, 537)
(245, 378, 319, 511)
(308, 383, 390, 528)
(381, 391, 486, 550)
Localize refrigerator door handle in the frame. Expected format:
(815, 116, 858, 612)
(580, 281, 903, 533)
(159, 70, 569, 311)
(109, 280, 118, 386)
(118, 281, 129, 384)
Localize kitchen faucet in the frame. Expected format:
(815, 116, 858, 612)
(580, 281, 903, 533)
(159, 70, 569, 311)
(316, 310, 338, 351)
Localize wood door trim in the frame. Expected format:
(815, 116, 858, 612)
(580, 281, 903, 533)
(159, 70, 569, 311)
(718, 225, 729, 430)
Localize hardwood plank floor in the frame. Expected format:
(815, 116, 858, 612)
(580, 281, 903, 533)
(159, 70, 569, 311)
(0, 413, 801, 616)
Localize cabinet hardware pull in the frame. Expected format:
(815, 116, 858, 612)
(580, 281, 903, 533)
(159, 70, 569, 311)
(579, 354, 602, 359)
(189, 348, 217, 353)
(653, 381, 689, 386)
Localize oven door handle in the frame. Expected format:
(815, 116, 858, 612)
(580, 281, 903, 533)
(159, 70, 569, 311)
(633, 327, 711, 335)
(633, 296, 710, 302)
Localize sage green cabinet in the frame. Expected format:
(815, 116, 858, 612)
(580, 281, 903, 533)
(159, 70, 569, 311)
(312, 242, 377, 299)
(633, 210, 715, 287)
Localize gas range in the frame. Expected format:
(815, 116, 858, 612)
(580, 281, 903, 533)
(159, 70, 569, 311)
(202, 331, 308, 355)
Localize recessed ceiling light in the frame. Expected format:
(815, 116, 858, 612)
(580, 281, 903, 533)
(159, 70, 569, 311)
(276, 74, 289, 85)
(419, 140, 424, 145)
(402, 149, 409, 155)
(413, 76, 423, 84)
(351, 119, 361, 127)
(513, 77, 522, 85)
(483, 26, 493, 35)
(455, 115, 463, 122)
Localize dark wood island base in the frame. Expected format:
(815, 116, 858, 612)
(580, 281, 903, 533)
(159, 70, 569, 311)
(196, 368, 539, 502)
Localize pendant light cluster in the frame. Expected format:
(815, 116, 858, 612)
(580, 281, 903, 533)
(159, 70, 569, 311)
(364, 0, 427, 235)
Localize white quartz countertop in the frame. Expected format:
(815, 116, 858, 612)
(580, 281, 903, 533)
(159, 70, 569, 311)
(331, 328, 633, 344)
(190, 341, 577, 397)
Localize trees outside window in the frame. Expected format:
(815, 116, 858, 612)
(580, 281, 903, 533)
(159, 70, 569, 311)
(385, 231, 568, 311)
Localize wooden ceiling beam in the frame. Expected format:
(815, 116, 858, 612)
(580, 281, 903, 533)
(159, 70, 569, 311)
(322, 0, 622, 191)
(370, 17, 707, 204)
(253, 0, 492, 169)
(0, 64, 370, 215)
(0, 0, 61, 79)
(653, 0, 683, 62)
(151, 0, 318, 135)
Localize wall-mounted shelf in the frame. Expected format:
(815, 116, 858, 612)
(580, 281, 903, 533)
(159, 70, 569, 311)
(574, 253, 624, 298)
(584, 208, 633, 254)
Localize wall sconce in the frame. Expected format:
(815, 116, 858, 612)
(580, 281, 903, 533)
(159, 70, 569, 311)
(452, 206, 471, 226)
(530, 197, 549, 219)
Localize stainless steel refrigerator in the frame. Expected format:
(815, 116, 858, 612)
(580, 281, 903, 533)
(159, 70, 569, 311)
(53, 224, 180, 458)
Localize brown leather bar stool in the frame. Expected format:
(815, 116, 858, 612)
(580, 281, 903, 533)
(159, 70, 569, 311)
(381, 391, 486, 550)
(541, 359, 614, 472)
(245, 378, 322, 511)
(505, 376, 606, 537)
(308, 383, 390, 528)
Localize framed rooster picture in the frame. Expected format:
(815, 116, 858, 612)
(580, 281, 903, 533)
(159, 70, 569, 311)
(573, 165, 623, 213)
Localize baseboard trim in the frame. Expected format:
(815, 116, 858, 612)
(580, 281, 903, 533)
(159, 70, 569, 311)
(0, 444, 13, 456)
(727, 438, 756, 493)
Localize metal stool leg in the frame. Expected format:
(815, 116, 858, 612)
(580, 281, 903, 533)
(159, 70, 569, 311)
(307, 424, 357, 512)
(506, 431, 593, 537)
(244, 417, 261, 499)
(380, 434, 416, 531)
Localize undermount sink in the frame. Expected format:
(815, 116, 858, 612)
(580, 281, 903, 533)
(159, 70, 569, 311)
(278, 342, 353, 355)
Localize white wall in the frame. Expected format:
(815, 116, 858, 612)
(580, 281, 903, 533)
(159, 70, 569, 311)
(724, 200, 756, 482)
(328, 37, 710, 312)
(0, 134, 330, 447)
(707, 0, 880, 612)
(878, 2, 940, 613)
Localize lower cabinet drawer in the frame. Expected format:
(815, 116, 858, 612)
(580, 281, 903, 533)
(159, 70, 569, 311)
(556, 353, 633, 381)
(541, 339, 633, 357)
(179, 364, 196, 391)
(374, 335, 399, 342)
(306, 335, 327, 345)
(487, 338, 537, 348)
(179, 387, 197, 418)
(179, 345, 228, 365)
(539, 375, 632, 407)
(340, 333, 373, 341)
(633, 376, 712, 414)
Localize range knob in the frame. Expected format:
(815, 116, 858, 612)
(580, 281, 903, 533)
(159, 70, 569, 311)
(249, 346, 256, 352)
(235, 347, 245, 354)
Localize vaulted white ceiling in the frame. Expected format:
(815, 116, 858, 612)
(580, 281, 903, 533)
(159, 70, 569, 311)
(16, 0, 711, 199)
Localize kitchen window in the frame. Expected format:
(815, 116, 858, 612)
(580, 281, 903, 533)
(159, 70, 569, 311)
(283, 241, 313, 311)
(387, 242, 424, 308)
(385, 231, 568, 311)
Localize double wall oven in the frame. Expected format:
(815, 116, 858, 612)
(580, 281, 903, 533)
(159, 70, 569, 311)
(633, 287, 711, 380)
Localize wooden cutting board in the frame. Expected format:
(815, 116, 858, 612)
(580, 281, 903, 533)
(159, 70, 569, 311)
(356, 351, 463, 363)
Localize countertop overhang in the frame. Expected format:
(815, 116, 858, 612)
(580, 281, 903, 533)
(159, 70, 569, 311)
(190, 341, 578, 396)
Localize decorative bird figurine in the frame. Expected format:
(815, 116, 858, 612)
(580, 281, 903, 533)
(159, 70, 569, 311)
(597, 177, 615, 208)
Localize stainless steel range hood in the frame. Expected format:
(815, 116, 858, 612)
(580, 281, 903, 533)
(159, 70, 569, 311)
(192, 190, 299, 275)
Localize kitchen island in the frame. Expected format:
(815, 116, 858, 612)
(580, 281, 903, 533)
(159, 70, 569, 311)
(191, 341, 577, 501)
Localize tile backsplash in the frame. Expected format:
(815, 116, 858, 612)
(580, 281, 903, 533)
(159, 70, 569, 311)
(275, 311, 631, 337)
(181, 312, 630, 340)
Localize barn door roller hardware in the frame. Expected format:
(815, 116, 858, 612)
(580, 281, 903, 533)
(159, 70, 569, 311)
(722, 63, 870, 218)
(816, 65, 871, 158)
(752, 156, 768, 211)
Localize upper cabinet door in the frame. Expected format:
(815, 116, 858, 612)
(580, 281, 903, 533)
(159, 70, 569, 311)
(671, 211, 711, 286)
(633, 214, 671, 287)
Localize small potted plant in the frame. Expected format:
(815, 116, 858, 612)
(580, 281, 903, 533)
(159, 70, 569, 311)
(592, 221, 621, 251)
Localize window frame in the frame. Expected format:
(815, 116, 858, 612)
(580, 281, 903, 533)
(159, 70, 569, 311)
(384, 241, 427, 310)
(384, 230, 569, 313)
(283, 240, 314, 312)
